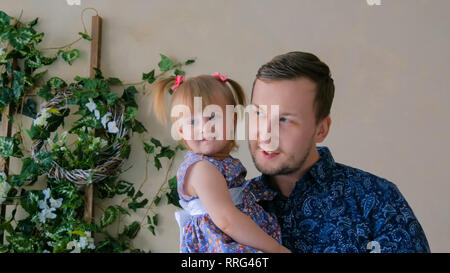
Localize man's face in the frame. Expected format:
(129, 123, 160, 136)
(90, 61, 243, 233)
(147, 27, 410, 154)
(249, 77, 320, 176)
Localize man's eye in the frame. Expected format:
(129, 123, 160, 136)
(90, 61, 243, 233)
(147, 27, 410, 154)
(190, 119, 197, 125)
(256, 111, 264, 116)
(280, 117, 291, 123)
(209, 114, 216, 120)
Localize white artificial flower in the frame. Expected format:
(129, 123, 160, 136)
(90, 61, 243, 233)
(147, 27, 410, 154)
(78, 231, 95, 250)
(33, 108, 51, 127)
(39, 199, 49, 210)
(107, 121, 119, 134)
(42, 188, 51, 200)
(94, 109, 100, 120)
(49, 197, 63, 209)
(0, 47, 5, 55)
(38, 207, 56, 224)
(0, 174, 11, 205)
(85, 98, 97, 112)
(99, 139, 108, 149)
(42, 250, 51, 253)
(101, 112, 112, 128)
(67, 240, 81, 253)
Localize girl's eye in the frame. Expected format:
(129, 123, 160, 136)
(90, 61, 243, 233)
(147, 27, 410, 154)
(190, 119, 197, 125)
(280, 117, 291, 123)
(256, 111, 264, 117)
(209, 114, 216, 121)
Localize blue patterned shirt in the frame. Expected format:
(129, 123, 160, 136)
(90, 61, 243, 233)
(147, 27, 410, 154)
(251, 146, 430, 253)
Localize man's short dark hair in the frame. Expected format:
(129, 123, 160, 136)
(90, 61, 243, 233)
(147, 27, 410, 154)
(252, 51, 335, 124)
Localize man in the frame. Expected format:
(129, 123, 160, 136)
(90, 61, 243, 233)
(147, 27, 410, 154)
(248, 51, 430, 253)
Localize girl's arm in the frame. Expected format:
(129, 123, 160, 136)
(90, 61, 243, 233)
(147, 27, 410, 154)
(184, 161, 291, 253)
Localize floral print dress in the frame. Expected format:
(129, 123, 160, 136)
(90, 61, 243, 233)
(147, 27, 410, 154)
(174, 151, 281, 253)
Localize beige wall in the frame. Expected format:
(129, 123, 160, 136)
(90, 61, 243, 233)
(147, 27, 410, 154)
(3, 0, 449, 252)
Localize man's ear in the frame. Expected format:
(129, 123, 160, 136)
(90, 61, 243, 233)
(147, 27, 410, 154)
(314, 116, 331, 143)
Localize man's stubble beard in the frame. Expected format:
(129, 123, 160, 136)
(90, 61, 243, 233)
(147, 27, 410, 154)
(250, 140, 314, 177)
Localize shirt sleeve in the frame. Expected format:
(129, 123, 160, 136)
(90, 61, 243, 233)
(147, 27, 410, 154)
(369, 179, 431, 253)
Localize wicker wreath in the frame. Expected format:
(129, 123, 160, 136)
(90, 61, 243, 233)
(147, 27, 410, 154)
(31, 88, 129, 187)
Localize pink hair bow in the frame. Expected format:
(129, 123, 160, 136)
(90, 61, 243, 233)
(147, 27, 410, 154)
(171, 75, 185, 92)
(212, 72, 228, 82)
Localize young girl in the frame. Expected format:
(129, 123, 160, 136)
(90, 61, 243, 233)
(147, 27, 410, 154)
(153, 73, 290, 253)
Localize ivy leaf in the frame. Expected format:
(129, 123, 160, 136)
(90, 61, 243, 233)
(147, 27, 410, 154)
(152, 214, 159, 226)
(102, 92, 118, 106)
(132, 119, 147, 133)
(119, 139, 131, 159)
(128, 198, 148, 212)
(78, 77, 109, 92)
(143, 143, 154, 154)
(0, 136, 23, 158)
(32, 69, 47, 82)
(100, 206, 118, 228)
(32, 32, 44, 44)
(37, 84, 53, 100)
(147, 225, 155, 236)
(121, 221, 140, 239)
(175, 143, 186, 151)
(41, 56, 57, 65)
(45, 108, 70, 132)
(26, 124, 50, 140)
(47, 77, 67, 89)
(158, 54, 174, 72)
(25, 52, 42, 69)
(121, 86, 138, 108)
(78, 32, 92, 41)
(150, 137, 162, 148)
(153, 157, 161, 170)
(0, 87, 14, 108)
(12, 71, 25, 101)
(185, 59, 195, 65)
(166, 176, 181, 208)
(59, 49, 80, 65)
(142, 69, 155, 84)
(93, 67, 103, 79)
(153, 196, 161, 206)
(36, 151, 54, 170)
(116, 180, 133, 195)
(115, 205, 130, 216)
(157, 146, 175, 160)
(106, 77, 122, 85)
(27, 18, 38, 27)
(124, 107, 138, 122)
(96, 178, 117, 199)
(0, 11, 11, 27)
(18, 98, 37, 119)
(174, 69, 185, 76)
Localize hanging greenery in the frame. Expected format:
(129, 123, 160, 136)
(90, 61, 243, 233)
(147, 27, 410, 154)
(0, 9, 193, 253)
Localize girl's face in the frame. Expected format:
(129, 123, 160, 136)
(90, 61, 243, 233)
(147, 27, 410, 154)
(177, 92, 234, 159)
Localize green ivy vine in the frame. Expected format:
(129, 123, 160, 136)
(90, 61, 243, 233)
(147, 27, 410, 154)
(0, 9, 192, 253)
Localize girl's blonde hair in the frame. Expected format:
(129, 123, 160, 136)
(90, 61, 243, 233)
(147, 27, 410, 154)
(152, 74, 247, 151)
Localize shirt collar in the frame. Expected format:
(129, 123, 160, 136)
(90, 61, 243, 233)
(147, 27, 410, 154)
(259, 146, 336, 190)
(308, 146, 336, 187)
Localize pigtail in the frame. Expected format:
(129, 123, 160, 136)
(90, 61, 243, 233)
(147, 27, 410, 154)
(152, 77, 175, 124)
(227, 78, 247, 106)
